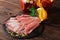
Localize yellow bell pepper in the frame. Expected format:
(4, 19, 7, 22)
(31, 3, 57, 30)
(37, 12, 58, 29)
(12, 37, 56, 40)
(37, 8, 47, 21)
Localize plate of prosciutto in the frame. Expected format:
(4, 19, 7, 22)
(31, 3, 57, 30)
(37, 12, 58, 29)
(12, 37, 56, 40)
(3, 14, 44, 39)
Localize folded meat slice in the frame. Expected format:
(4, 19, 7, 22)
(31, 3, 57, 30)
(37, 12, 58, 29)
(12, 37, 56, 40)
(18, 17, 40, 35)
(5, 15, 40, 36)
(5, 18, 20, 32)
(23, 17, 40, 34)
(16, 15, 31, 21)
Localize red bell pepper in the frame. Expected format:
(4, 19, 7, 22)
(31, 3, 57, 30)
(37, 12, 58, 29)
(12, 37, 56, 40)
(41, 0, 54, 8)
(19, 0, 25, 10)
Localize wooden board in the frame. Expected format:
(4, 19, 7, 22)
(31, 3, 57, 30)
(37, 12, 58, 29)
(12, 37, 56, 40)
(0, 0, 60, 40)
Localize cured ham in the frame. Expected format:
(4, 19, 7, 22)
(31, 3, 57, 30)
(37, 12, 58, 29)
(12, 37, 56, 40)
(5, 15, 40, 36)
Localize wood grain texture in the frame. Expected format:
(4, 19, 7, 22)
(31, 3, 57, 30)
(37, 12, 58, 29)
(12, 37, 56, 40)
(0, 0, 60, 40)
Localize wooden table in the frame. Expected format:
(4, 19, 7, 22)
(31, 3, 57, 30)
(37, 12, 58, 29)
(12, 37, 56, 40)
(0, 0, 60, 40)
(0, 24, 60, 40)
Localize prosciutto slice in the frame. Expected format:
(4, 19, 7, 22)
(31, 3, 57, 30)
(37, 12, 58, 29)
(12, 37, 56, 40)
(5, 15, 40, 36)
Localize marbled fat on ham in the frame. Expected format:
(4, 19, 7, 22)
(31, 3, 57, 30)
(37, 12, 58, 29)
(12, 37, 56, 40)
(5, 15, 40, 35)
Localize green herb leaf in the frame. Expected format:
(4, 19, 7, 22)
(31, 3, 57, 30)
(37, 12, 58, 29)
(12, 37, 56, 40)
(29, 6, 36, 17)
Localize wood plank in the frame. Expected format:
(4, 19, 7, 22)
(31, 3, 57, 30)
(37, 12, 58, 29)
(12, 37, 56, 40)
(0, 0, 60, 40)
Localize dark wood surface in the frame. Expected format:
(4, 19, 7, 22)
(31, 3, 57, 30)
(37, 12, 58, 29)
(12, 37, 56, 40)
(0, 0, 60, 40)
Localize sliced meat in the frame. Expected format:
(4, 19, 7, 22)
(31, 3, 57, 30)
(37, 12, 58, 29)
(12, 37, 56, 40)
(16, 15, 31, 22)
(23, 17, 40, 34)
(5, 17, 19, 32)
(5, 15, 41, 36)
